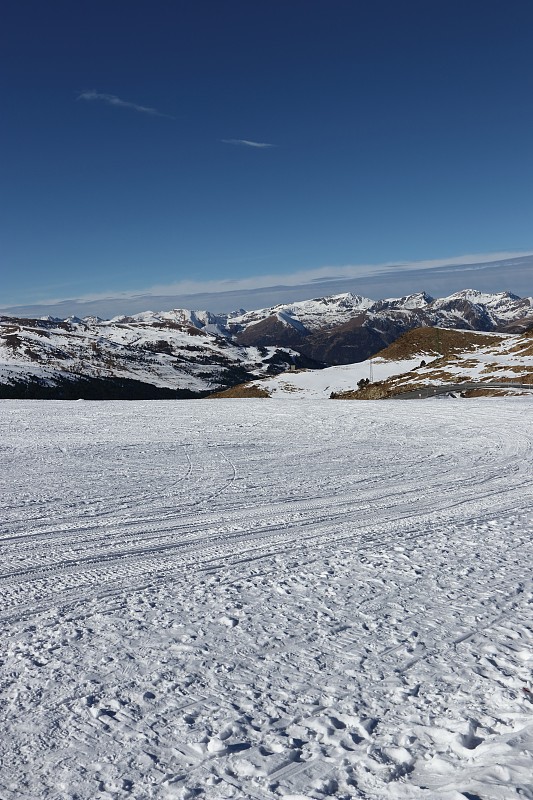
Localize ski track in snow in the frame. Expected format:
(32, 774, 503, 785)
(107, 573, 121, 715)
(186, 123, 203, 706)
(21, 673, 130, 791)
(1, 399, 533, 800)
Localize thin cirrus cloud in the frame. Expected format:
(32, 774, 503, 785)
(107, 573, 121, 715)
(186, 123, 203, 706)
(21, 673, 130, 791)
(77, 90, 174, 118)
(221, 138, 276, 148)
(1, 250, 532, 318)
(6, 250, 532, 307)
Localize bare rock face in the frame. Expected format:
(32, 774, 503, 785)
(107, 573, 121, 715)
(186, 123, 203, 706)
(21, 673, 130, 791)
(235, 316, 310, 349)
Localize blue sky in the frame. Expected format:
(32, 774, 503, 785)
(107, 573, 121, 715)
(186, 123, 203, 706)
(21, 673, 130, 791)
(2, 0, 533, 315)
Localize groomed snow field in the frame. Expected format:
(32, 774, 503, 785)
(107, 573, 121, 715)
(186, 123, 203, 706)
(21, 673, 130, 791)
(1, 398, 533, 800)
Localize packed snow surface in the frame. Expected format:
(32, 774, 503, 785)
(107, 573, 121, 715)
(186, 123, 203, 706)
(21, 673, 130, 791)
(252, 358, 433, 398)
(1, 399, 533, 800)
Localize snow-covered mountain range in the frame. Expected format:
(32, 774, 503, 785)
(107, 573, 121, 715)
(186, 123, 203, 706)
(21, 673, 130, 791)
(227, 289, 532, 331)
(1, 289, 532, 398)
(226, 289, 533, 364)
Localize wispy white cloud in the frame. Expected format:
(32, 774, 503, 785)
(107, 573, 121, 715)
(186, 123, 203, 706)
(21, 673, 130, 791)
(77, 90, 174, 119)
(131, 250, 533, 297)
(221, 138, 276, 148)
(6, 250, 532, 307)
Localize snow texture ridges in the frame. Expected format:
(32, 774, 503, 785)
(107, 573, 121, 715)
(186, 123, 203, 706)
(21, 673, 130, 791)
(0, 399, 532, 799)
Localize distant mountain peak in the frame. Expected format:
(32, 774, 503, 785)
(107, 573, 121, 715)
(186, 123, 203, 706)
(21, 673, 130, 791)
(445, 288, 521, 304)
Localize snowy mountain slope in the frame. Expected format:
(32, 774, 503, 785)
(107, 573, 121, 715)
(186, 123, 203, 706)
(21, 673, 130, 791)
(0, 315, 314, 399)
(432, 288, 533, 320)
(226, 292, 375, 331)
(1, 399, 532, 798)
(369, 290, 434, 312)
(110, 307, 232, 338)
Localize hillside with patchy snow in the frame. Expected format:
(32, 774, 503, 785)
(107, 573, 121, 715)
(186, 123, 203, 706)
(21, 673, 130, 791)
(0, 315, 315, 399)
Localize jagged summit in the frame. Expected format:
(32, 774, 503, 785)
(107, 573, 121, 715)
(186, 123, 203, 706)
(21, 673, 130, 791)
(446, 289, 520, 304)
(370, 292, 434, 312)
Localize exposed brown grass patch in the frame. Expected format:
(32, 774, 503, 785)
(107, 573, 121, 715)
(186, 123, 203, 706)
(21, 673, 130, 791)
(208, 383, 271, 398)
(331, 382, 390, 400)
(376, 327, 503, 361)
